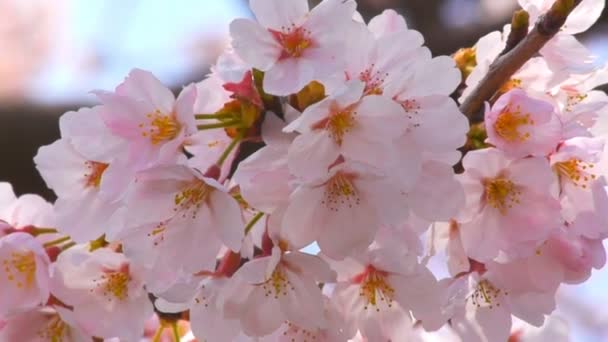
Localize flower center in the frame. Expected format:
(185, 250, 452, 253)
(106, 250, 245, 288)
(84, 161, 109, 188)
(554, 158, 596, 188)
(357, 267, 394, 311)
(322, 173, 360, 211)
(37, 316, 68, 342)
(270, 26, 312, 59)
(484, 178, 521, 215)
(262, 268, 293, 299)
(359, 66, 387, 95)
(493, 106, 534, 142)
(327, 110, 356, 145)
(469, 279, 506, 309)
(174, 180, 213, 214)
(2, 251, 36, 289)
(95, 265, 131, 301)
(139, 110, 181, 144)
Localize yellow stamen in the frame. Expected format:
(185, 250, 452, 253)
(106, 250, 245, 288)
(554, 158, 596, 188)
(484, 177, 521, 215)
(322, 173, 360, 211)
(37, 315, 68, 342)
(327, 110, 355, 146)
(359, 268, 395, 312)
(139, 110, 181, 144)
(95, 268, 130, 301)
(262, 268, 293, 299)
(493, 105, 534, 142)
(2, 251, 36, 289)
(174, 180, 213, 214)
(469, 279, 506, 309)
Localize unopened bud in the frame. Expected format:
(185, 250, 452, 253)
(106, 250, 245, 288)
(453, 47, 477, 81)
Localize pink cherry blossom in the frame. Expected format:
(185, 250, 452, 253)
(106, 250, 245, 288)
(328, 232, 447, 340)
(0, 232, 50, 318)
(220, 246, 336, 337)
(34, 137, 123, 242)
(485, 89, 562, 158)
(230, 0, 357, 95)
(50, 246, 153, 340)
(448, 269, 556, 342)
(117, 164, 244, 293)
(551, 137, 608, 239)
(281, 161, 409, 259)
(457, 148, 562, 261)
(96, 69, 197, 169)
(259, 297, 356, 342)
(284, 80, 407, 180)
(187, 277, 243, 342)
(0, 306, 91, 342)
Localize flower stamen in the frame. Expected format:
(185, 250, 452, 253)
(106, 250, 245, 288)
(3, 251, 36, 289)
(139, 110, 181, 144)
(321, 173, 360, 211)
(554, 158, 596, 188)
(356, 266, 394, 312)
(493, 105, 534, 142)
(270, 26, 312, 59)
(484, 177, 521, 215)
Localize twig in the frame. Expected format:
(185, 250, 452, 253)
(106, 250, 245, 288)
(501, 10, 530, 56)
(459, 0, 583, 119)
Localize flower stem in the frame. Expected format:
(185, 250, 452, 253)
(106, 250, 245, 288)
(171, 321, 180, 342)
(216, 132, 244, 167)
(194, 113, 237, 120)
(244, 212, 265, 235)
(152, 326, 165, 342)
(197, 120, 242, 130)
(43, 236, 71, 248)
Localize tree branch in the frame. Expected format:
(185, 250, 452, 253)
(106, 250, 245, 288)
(459, 0, 583, 119)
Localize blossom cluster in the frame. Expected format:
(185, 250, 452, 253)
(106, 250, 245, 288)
(0, 0, 607, 341)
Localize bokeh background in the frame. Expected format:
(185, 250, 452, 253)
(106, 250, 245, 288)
(1, 0, 607, 340)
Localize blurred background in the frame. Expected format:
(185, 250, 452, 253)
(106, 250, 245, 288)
(1, 0, 607, 340)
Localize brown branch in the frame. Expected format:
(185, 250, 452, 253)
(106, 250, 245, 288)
(459, 0, 583, 119)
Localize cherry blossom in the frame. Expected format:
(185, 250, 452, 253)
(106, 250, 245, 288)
(230, 0, 357, 95)
(0, 233, 50, 318)
(220, 246, 336, 337)
(281, 161, 409, 259)
(50, 246, 153, 340)
(0, 306, 91, 342)
(34, 107, 125, 242)
(96, 69, 197, 169)
(485, 89, 562, 158)
(117, 164, 244, 293)
(457, 148, 562, 261)
(448, 269, 557, 342)
(328, 228, 446, 341)
(284, 80, 407, 180)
